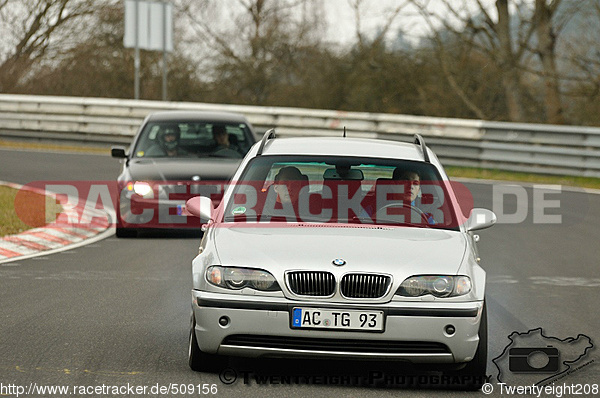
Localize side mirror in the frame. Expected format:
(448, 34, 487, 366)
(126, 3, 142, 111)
(185, 196, 214, 221)
(465, 208, 497, 231)
(111, 146, 127, 159)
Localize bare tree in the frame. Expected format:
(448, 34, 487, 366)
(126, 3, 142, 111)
(557, 0, 600, 125)
(0, 0, 101, 92)
(408, 0, 571, 123)
(533, 0, 565, 123)
(178, 0, 327, 104)
(412, 2, 489, 119)
(408, 0, 527, 121)
(18, 1, 206, 101)
(349, 0, 408, 50)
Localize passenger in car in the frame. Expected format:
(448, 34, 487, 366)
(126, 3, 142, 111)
(211, 125, 242, 158)
(273, 166, 308, 205)
(259, 166, 309, 221)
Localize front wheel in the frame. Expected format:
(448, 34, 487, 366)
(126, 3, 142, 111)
(189, 314, 227, 372)
(445, 300, 487, 390)
(115, 200, 137, 238)
(116, 227, 137, 238)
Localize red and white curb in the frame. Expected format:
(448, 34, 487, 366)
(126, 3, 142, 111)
(0, 181, 115, 264)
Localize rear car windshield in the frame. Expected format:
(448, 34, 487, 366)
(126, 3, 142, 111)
(133, 121, 254, 159)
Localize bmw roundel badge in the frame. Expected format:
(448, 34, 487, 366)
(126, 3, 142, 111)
(332, 258, 346, 266)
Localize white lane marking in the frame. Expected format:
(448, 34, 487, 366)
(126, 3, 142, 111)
(487, 275, 600, 287)
(487, 275, 520, 284)
(529, 276, 600, 287)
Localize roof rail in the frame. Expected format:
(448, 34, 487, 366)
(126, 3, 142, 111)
(413, 134, 430, 163)
(257, 128, 276, 156)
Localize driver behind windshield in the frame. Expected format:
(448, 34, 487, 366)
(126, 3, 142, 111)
(362, 168, 435, 225)
(393, 169, 421, 203)
(145, 125, 188, 157)
(390, 169, 435, 224)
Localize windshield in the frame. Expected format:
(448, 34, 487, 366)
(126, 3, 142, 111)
(223, 155, 460, 230)
(133, 121, 254, 159)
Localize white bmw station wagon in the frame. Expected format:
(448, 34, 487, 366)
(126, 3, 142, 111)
(186, 131, 496, 389)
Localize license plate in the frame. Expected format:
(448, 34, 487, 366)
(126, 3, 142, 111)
(291, 308, 384, 331)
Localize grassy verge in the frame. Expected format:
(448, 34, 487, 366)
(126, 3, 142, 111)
(445, 166, 600, 190)
(0, 139, 109, 154)
(0, 186, 63, 237)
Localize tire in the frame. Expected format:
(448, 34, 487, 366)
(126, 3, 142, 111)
(189, 314, 227, 372)
(115, 202, 137, 238)
(116, 227, 137, 238)
(446, 300, 488, 390)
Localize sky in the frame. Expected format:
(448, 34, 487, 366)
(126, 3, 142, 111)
(321, 0, 500, 47)
(323, 0, 419, 46)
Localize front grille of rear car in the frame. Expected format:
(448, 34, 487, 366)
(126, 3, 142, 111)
(340, 273, 391, 298)
(287, 271, 336, 296)
(222, 335, 450, 354)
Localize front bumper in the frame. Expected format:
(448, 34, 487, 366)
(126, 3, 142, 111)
(192, 290, 483, 363)
(118, 195, 202, 229)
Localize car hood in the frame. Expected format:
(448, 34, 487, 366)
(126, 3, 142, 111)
(213, 225, 466, 276)
(127, 158, 241, 181)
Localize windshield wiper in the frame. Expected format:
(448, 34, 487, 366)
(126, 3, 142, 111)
(350, 215, 433, 228)
(223, 214, 333, 223)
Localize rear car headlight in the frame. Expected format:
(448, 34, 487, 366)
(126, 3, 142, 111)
(396, 275, 471, 298)
(206, 266, 281, 291)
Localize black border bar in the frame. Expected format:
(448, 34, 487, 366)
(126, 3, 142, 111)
(195, 297, 479, 317)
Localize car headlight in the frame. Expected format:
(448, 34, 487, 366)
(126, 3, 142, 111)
(206, 266, 281, 291)
(131, 181, 153, 197)
(396, 275, 471, 298)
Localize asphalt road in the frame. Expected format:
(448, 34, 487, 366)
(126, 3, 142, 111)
(1, 147, 599, 397)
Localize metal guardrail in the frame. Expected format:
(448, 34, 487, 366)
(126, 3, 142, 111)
(1, 94, 599, 178)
